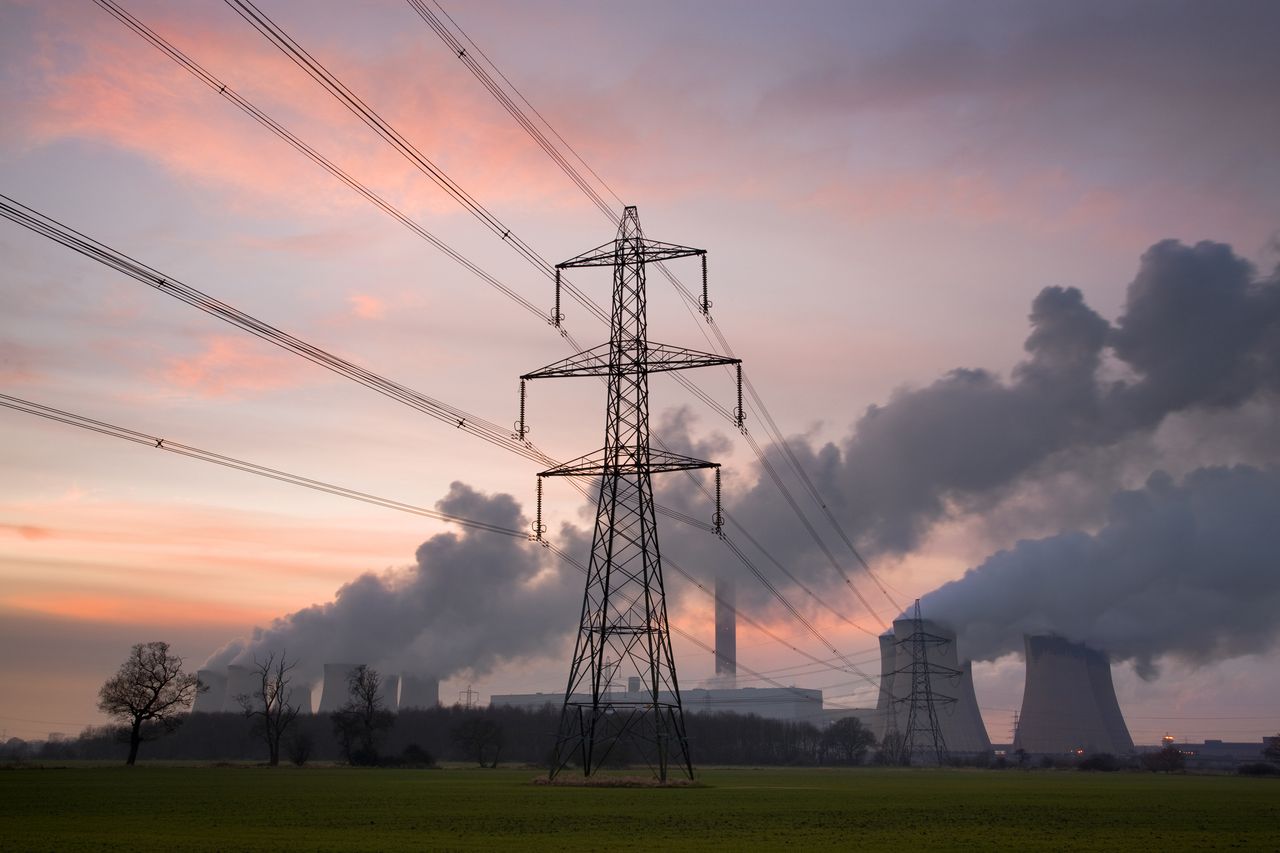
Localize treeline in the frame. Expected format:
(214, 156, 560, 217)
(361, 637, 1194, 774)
(17, 706, 880, 767)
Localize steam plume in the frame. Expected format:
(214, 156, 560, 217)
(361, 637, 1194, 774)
(708, 239, 1280, 586)
(921, 464, 1280, 678)
(207, 482, 580, 681)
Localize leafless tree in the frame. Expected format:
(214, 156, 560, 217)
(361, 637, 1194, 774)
(236, 651, 303, 766)
(332, 664, 394, 764)
(822, 717, 877, 765)
(97, 641, 201, 765)
(451, 717, 503, 767)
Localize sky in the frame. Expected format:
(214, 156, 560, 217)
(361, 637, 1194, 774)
(2, 0, 1279, 747)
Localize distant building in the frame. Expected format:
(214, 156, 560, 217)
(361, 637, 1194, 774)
(490, 685, 824, 723)
(1156, 738, 1279, 769)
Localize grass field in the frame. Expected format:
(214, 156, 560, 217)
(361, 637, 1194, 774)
(2, 763, 1277, 851)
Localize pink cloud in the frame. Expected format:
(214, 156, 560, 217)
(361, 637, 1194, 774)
(347, 292, 386, 320)
(155, 335, 303, 399)
(14, 4, 594, 218)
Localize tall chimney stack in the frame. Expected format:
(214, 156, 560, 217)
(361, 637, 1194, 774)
(715, 576, 736, 684)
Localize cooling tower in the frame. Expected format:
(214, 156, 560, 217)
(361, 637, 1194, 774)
(318, 663, 359, 713)
(222, 664, 258, 712)
(285, 681, 313, 714)
(874, 618, 992, 755)
(192, 668, 227, 713)
(399, 674, 440, 709)
(1014, 635, 1134, 755)
(383, 674, 400, 712)
(715, 577, 736, 682)
(873, 632, 897, 740)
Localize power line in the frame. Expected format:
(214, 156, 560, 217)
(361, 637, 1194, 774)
(0, 193, 545, 466)
(92, 0, 891, 639)
(22, 3, 893, 682)
(0, 394, 528, 539)
(399, 0, 902, 619)
(404, 0, 621, 220)
(0, 393, 875, 693)
(3, 189, 881, 691)
(90, 0, 586, 343)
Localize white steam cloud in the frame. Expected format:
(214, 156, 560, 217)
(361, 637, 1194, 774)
(207, 482, 581, 681)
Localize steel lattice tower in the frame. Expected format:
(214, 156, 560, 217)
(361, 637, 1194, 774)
(521, 206, 740, 781)
(892, 599, 960, 766)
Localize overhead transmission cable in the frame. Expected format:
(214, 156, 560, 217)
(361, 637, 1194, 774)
(213, 0, 890, 626)
(220, 0, 611, 328)
(0, 193, 873, 683)
(88, 0, 866, 629)
(0, 392, 873, 692)
(81, 2, 887, 664)
(0, 394, 525, 539)
(407, 0, 903, 614)
(0, 194, 540, 465)
(89, 0, 593, 348)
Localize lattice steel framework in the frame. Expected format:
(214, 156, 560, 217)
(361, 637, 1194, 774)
(892, 599, 961, 766)
(522, 206, 740, 780)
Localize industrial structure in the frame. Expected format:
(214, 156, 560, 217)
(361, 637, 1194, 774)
(317, 663, 358, 714)
(521, 205, 741, 781)
(870, 612, 992, 761)
(191, 662, 433, 714)
(192, 668, 227, 714)
(221, 664, 257, 713)
(1013, 635, 1133, 756)
(286, 681, 313, 715)
(399, 675, 441, 709)
(492, 685, 824, 722)
(714, 577, 737, 685)
(382, 674, 401, 713)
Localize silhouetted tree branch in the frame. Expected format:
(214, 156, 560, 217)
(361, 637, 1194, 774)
(331, 664, 393, 764)
(237, 650, 303, 766)
(97, 641, 201, 765)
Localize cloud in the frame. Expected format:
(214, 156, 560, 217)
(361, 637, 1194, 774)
(155, 335, 305, 398)
(922, 464, 1280, 678)
(347, 292, 386, 320)
(207, 482, 583, 681)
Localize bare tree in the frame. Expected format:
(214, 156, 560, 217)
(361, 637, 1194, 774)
(822, 717, 877, 765)
(451, 716, 503, 767)
(97, 641, 201, 765)
(236, 651, 303, 766)
(331, 664, 393, 764)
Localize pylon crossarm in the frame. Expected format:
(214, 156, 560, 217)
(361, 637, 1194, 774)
(523, 341, 739, 380)
(557, 238, 705, 268)
(540, 447, 719, 478)
(889, 662, 963, 680)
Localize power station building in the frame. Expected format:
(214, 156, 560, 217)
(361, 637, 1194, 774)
(1014, 635, 1133, 756)
(192, 668, 227, 714)
(869, 617, 992, 757)
(192, 662, 436, 714)
(490, 685, 825, 722)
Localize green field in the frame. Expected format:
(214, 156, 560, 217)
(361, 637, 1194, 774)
(2, 764, 1277, 851)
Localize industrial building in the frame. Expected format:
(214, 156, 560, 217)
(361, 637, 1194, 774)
(1013, 635, 1133, 756)
(868, 617, 992, 757)
(399, 674, 441, 709)
(221, 664, 257, 713)
(192, 668, 227, 714)
(190, 662, 436, 714)
(490, 685, 825, 722)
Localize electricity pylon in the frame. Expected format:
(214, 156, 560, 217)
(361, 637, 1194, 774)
(893, 599, 960, 766)
(521, 206, 741, 781)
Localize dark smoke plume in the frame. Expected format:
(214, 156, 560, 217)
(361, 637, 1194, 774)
(921, 464, 1280, 678)
(207, 482, 581, 680)
(721, 238, 1280, 572)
